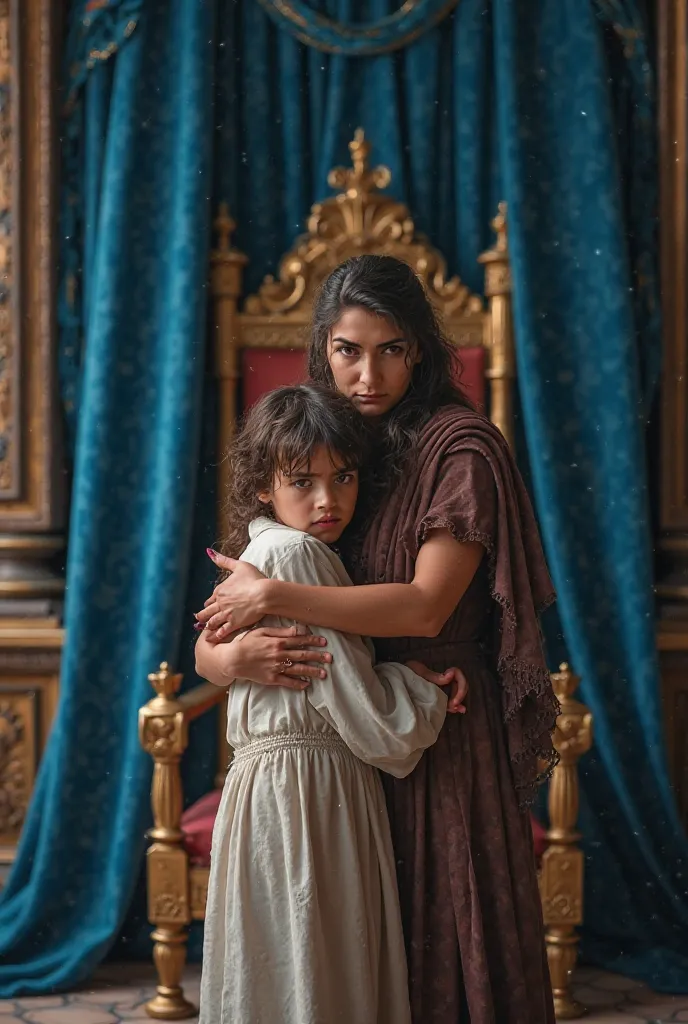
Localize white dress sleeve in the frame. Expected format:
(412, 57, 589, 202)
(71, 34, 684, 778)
(268, 535, 447, 779)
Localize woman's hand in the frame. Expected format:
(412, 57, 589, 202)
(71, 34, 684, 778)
(195, 624, 332, 690)
(406, 661, 468, 714)
(195, 551, 267, 638)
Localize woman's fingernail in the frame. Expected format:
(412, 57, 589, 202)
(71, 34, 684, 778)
(319, 670, 327, 679)
(193, 622, 204, 631)
(206, 547, 218, 560)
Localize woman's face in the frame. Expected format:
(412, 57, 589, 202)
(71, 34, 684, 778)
(326, 306, 420, 417)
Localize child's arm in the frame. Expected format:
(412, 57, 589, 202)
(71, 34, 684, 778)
(266, 537, 448, 779)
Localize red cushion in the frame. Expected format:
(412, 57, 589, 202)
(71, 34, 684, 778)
(530, 813, 548, 861)
(241, 346, 485, 411)
(181, 789, 222, 866)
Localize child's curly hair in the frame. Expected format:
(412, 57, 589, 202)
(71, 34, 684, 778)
(221, 384, 372, 558)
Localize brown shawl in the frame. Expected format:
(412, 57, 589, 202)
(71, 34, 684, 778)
(368, 405, 559, 808)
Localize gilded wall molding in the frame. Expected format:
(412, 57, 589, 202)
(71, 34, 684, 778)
(0, 0, 15, 497)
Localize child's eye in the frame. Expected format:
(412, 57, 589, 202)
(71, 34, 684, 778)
(292, 479, 311, 489)
(336, 473, 356, 485)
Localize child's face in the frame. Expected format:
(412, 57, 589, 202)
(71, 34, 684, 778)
(259, 444, 359, 544)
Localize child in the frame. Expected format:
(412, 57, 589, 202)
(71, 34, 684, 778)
(196, 384, 448, 1024)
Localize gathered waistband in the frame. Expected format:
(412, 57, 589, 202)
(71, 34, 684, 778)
(231, 731, 349, 766)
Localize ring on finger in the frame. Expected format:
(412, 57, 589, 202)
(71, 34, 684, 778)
(280, 658, 294, 669)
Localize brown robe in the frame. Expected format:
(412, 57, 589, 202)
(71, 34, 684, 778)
(354, 405, 558, 1024)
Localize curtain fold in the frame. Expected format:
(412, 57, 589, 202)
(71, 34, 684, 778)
(253, 0, 460, 55)
(0, 0, 216, 995)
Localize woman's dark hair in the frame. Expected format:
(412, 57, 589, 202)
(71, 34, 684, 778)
(307, 254, 472, 483)
(221, 383, 371, 558)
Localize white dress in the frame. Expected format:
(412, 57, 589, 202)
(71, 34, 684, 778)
(199, 518, 447, 1024)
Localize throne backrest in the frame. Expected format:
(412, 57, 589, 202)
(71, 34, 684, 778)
(209, 129, 515, 503)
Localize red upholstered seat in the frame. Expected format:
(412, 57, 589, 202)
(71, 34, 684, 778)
(241, 346, 486, 412)
(531, 813, 548, 862)
(181, 789, 222, 866)
(181, 789, 547, 869)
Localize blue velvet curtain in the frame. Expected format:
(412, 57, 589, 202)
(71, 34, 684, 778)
(0, 0, 216, 995)
(495, 0, 688, 988)
(1, 0, 686, 999)
(214, 0, 500, 298)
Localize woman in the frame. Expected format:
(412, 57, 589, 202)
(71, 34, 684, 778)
(195, 254, 558, 1023)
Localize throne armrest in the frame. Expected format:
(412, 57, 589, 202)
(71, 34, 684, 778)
(138, 664, 227, 1020)
(139, 665, 226, 839)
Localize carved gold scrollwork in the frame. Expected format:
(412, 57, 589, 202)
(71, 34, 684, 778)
(243, 129, 483, 324)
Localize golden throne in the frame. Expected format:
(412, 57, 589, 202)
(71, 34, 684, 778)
(138, 131, 593, 1021)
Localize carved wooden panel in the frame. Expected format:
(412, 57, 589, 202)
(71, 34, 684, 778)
(0, 688, 36, 845)
(0, 672, 60, 865)
(147, 844, 191, 926)
(659, 646, 688, 829)
(0, 0, 62, 523)
(657, 1, 688, 813)
(190, 866, 209, 920)
(0, 623, 62, 863)
(539, 847, 584, 927)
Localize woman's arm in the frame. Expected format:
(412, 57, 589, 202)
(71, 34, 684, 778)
(198, 530, 484, 639)
(195, 625, 332, 689)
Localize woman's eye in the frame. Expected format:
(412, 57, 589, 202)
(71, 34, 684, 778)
(384, 344, 404, 355)
(335, 345, 358, 358)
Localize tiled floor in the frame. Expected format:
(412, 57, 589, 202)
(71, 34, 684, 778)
(0, 964, 686, 1022)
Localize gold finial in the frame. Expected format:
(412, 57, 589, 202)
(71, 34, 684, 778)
(349, 128, 371, 182)
(550, 662, 580, 702)
(491, 201, 508, 253)
(328, 129, 391, 196)
(148, 661, 183, 700)
(214, 202, 236, 254)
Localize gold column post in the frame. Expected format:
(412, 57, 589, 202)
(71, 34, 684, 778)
(478, 202, 516, 450)
(541, 663, 593, 1020)
(139, 663, 195, 1021)
(209, 205, 246, 786)
(210, 203, 248, 528)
